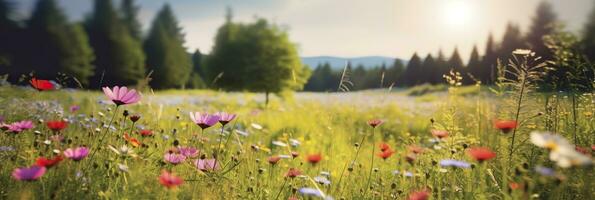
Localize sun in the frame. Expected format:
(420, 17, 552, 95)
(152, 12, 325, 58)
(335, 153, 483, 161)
(443, 0, 472, 27)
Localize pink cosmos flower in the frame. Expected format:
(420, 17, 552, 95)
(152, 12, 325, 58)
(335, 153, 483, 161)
(12, 166, 46, 181)
(159, 170, 184, 189)
(194, 159, 220, 171)
(102, 86, 141, 106)
(7, 120, 34, 133)
(63, 147, 90, 161)
(177, 147, 199, 158)
(214, 112, 237, 126)
(189, 112, 220, 129)
(164, 153, 187, 165)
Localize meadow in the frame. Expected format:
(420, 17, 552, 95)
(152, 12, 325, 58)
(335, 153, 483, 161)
(0, 80, 593, 199)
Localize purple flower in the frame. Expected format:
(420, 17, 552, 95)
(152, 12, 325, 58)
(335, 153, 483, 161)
(69, 105, 80, 113)
(214, 112, 237, 125)
(6, 120, 34, 133)
(102, 86, 141, 106)
(178, 147, 199, 158)
(535, 166, 555, 177)
(49, 135, 64, 142)
(298, 187, 324, 197)
(12, 166, 46, 181)
(63, 147, 90, 161)
(164, 153, 187, 165)
(439, 159, 471, 168)
(194, 159, 220, 171)
(0, 146, 15, 151)
(189, 112, 219, 129)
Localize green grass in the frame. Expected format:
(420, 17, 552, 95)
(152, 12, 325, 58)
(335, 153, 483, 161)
(0, 85, 593, 199)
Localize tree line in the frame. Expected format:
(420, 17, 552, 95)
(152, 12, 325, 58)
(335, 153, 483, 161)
(305, 1, 594, 92)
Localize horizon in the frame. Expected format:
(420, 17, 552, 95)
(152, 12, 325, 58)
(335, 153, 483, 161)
(13, 0, 594, 61)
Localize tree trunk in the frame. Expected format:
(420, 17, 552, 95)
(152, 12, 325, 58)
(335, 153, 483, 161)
(265, 91, 270, 107)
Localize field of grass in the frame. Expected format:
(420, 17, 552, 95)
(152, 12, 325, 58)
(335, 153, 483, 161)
(0, 84, 593, 200)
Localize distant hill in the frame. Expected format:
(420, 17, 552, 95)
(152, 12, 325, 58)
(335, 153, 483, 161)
(301, 56, 406, 70)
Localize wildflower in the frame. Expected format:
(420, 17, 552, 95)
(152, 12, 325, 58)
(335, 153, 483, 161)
(123, 133, 141, 147)
(102, 86, 141, 106)
(408, 145, 424, 154)
(129, 115, 141, 122)
(164, 153, 186, 165)
(407, 189, 430, 200)
(12, 166, 46, 181)
(291, 151, 299, 158)
(194, 159, 219, 171)
(439, 159, 471, 168)
(117, 164, 129, 172)
(268, 156, 281, 165)
(467, 147, 496, 162)
(7, 120, 34, 133)
(377, 149, 396, 160)
(63, 147, 90, 161)
(35, 156, 63, 168)
(108, 145, 136, 157)
(314, 176, 331, 185)
(306, 153, 322, 164)
(494, 120, 517, 133)
(139, 129, 153, 137)
(379, 142, 391, 152)
(509, 182, 521, 190)
(535, 166, 555, 177)
(69, 105, 80, 113)
(405, 153, 417, 164)
(46, 120, 67, 132)
(49, 135, 64, 142)
(285, 168, 302, 178)
(272, 141, 288, 147)
(530, 131, 592, 168)
(289, 139, 301, 147)
(574, 146, 590, 156)
(189, 112, 219, 129)
(251, 123, 263, 130)
(177, 147, 199, 158)
(0, 146, 15, 151)
(512, 49, 531, 55)
(214, 112, 237, 126)
(298, 187, 325, 198)
(30, 78, 54, 91)
(431, 130, 449, 139)
(159, 170, 183, 189)
(367, 119, 383, 128)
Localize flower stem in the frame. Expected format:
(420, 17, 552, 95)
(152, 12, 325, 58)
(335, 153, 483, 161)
(365, 127, 376, 193)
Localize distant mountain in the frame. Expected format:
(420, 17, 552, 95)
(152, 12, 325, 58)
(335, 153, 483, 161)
(301, 56, 406, 69)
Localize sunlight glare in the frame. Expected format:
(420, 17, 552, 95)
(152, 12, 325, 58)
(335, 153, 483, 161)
(444, 1, 472, 27)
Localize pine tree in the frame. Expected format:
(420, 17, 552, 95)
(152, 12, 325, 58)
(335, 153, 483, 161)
(187, 49, 206, 89)
(85, 0, 145, 87)
(482, 33, 498, 84)
(499, 23, 525, 62)
(386, 58, 405, 86)
(120, 0, 142, 41)
(25, 0, 95, 85)
(526, 1, 557, 60)
(144, 4, 192, 89)
(0, 0, 19, 77)
(447, 47, 464, 73)
(432, 49, 448, 84)
(420, 54, 435, 84)
(399, 53, 422, 86)
(465, 45, 481, 85)
(581, 1, 595, 61)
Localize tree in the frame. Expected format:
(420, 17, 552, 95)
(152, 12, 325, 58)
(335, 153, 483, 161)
(499, 23, 525, 63)
(482, 33, 498, 84)
(419, 54, 435, 84)
(386, 59, 405, 86)
(581, 1, 595, 61)
(431, 49, 449, 84)
(526, 1, 557, 60)
(447, 47, 464, 73)
(465, 45, 482, 85)
(398, 53, 422, 86)
(207, 17, 310, 104)
(187, 49, 206, 89)
(0, 0, 19, 77)
(85, 0, 145, 87)
(120, 0, 142, 41)
(144, 4, 191, 89)
(24, 0, 94, 85)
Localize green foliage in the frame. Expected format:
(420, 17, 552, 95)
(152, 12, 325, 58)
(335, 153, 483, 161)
(24, 0, 94, 85)
(120, 0, 142, 41)
(85, 0, 145, 87)
(304, 62, 338, 92)
(186, 49, 206, 89)
(143, 4, 191, 89)
(207, 17, 310, 95)
(465, 45, 482, 85)
(399, 53, 422, 86)
(526, 1, 557, 61)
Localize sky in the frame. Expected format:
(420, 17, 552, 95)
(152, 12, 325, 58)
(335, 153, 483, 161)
(13, 0, 595, 61)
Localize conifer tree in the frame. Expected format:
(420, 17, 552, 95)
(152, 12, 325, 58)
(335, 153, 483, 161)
(187, 49, 206, 89)
(465, 45, 482, 85)
(144, 4, 192, 89)
(447, 48, 464, 73)
(420, 54, 435, 84)
(581, 1, 595, 61)
(399, 53, 422, 86)
(526, 1, 557, 60)
(120, 0, 142, 41)
(482, 33, 498, 84)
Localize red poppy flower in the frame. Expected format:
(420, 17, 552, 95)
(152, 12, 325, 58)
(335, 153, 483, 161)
(123, 133, 141, 147)
(509, 182, 521, 190)
(467, 147, 496, 162)
(306, 153, 322, 164)
(591, 145, 595, 151)
(377, 149, 395, 160)
(407, 189, 430, 200)
(285, 168, 301, 178)
(367, 119, 383, 128)
(35, 156, 63, 168)
(29, 78, 54, 91)
(575, 146, 590, 156)
(379, 142, 391, 152)
(431, 129, 449, 139)
(159, 170, 183, 189)
(494, 120, 517, 133)
(291, 151, 299, 158)
(407, 145, 424, 154)
(139, 129, 153, 137)
(46, 120, 67, 132)
(130, 115, 141, 123)
(268, 156, 281, 165)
